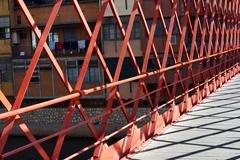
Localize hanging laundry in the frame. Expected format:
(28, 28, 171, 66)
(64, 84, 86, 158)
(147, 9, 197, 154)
(78, 40, 86, 49)
(55, 42, 63, 51)
(71, 41, 78, 50)
(49, 41, 55, 51)
(63, 41, 71, 50)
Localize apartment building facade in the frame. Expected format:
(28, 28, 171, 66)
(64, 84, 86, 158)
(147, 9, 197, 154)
(10, 0, 104, 99)
(101, 0, 197, 100)
(7, 0, 207, 101)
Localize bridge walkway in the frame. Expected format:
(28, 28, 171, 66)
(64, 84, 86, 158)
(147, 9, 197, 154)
(129, 75, 240, 160)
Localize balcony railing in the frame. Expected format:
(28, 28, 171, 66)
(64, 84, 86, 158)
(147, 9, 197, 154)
(12, 40, 100, 59)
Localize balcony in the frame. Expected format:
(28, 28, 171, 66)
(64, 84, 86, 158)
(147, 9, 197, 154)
(12, 40, 100, 59)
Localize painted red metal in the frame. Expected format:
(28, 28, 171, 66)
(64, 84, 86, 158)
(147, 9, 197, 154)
(1, 0, 240, 159)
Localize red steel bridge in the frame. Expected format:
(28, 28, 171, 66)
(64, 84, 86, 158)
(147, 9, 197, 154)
(1, 0, 240, 159)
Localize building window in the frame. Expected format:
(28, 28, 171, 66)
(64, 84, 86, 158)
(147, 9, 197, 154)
(0, 17, 10, 39)
(103, 17, 141, 41)
(66, 60, 100, 84)
(146, 17, 179, 37)
(84, 61, 100, 83)
(103, 23, 116, 40)
(116, 22, 127, 40)
(0, 28, 10, 39)
(132, 22, 141, 38)
(67, 61, 78, 84)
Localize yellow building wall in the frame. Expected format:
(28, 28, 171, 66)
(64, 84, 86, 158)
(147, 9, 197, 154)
(0, 0, 9, 16)
(0, 1, 13, 96)
(0, 82, 13, 96)
(0, 0, 11, 56)
(11, 3, 99, 28)
(0, 40, 11, 56)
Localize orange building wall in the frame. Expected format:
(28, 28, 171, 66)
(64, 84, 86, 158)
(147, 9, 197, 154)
(11, 3, 99, 28)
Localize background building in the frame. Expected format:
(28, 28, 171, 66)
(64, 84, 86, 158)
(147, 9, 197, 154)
(101, 0, 188, 100)
(0, 0, 13, 97)
(10, 0, 104, 99)
(1, 0, 206, 101)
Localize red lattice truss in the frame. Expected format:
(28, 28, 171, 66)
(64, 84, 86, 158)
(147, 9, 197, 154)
(1, 0, 240, 159)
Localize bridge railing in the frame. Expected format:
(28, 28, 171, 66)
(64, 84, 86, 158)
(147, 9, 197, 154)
(1, 0, 240, 159)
